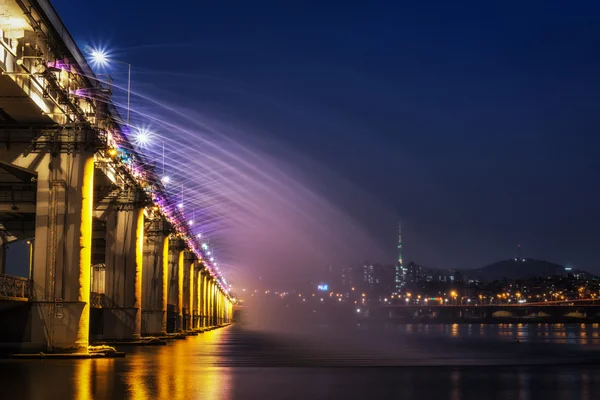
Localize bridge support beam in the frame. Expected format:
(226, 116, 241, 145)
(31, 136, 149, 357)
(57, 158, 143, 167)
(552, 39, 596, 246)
(167, 239, 184, 333)
(206, 279, 212, 327)
(210, 280, 216, 327)
(217, 285, 222, 325)
(192, 264, 201, 329)
(141, 233, 169, 336)
(181, 251, 194, 331)
(217, 290, 222, 325)
(207, 275, 212, 328)
(219, 290, 223, 324)
(201, 272, 208, 328)
(31, 151, 94, 353)
(103, 207, 144, 340)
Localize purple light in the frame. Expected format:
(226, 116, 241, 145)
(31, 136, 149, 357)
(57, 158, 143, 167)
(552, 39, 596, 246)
(69, 88, 93, 98)
(47, 60, 71, 71)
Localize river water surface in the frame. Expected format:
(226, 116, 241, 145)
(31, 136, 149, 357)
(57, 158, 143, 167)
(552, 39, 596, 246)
(2, 323, 600, 399)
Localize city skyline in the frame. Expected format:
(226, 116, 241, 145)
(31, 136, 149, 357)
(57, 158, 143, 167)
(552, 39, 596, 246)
(47, 0, 600, 289)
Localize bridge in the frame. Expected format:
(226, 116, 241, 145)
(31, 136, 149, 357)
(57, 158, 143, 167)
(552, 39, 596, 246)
(364, 300, 600, 323)
(0, 0, 233, 353)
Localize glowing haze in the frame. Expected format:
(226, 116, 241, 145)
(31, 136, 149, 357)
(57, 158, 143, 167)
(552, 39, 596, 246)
(48, 0, 600, 289)
(80, 47, 396, 291)
(124, 89, 394, 290)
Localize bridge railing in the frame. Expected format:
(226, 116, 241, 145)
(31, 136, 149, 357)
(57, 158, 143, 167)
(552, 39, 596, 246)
(0, 274, 32, 299)
(381, 299, 600, 308)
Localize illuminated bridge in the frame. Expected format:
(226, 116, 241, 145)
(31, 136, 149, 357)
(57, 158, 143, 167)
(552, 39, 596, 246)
(364, 300, 600, 323)
(0, 0, 232, 353)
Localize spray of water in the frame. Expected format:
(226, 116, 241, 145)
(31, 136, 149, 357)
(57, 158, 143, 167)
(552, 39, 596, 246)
(79, 49, 397, 294)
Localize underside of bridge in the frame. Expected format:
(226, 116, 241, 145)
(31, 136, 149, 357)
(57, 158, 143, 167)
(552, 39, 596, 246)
(0, 0, 233, 353)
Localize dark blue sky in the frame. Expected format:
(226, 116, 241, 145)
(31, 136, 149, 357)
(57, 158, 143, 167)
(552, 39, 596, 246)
(47, 0, 600, 278)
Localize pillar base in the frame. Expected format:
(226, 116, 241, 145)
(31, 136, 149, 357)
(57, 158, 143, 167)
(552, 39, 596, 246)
(100, 307, 140, 341)
(182, 313, 192, 331)
(142, 310, 166, 336)
(30, 302, 88, 353)
(167, 312, 183, 333)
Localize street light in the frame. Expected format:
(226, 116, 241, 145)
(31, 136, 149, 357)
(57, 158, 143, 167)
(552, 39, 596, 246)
(89, 48, 132, 126)
(160, 142, 171, 185)
(132, 128, 153, 148)
(26, 239, 33, 279)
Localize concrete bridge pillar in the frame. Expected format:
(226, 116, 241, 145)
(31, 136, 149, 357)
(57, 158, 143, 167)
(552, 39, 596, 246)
(103, 206, 144, 340)
(201, 272, 208, 328)
(192, 264, 202, 329)
(215, 287, 221, 326)
(223, 297, 227, 324)
(141, 228, 169, 336)
(167, 239, 184, 332)
(31, 150, 94, 353)
(215, 289, 220, 326)
(181, 251, 194, 331)
(225, 296, 229, 323)
(206, 279, 213, 327)
(218, 291, 223, 325)
(220, 291, 224, 324)
(210, 281, 217, 327)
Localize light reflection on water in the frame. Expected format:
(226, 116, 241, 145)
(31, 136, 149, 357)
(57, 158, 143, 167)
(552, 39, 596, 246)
(2, 325, 600, 399)
(394, 322, 600, 347)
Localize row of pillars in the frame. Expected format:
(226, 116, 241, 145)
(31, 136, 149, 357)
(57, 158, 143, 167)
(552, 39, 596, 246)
(29, 150, 232, 353)
(139, 232, 232, 338)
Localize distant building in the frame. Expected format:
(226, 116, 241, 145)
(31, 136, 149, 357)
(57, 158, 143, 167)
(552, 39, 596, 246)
(321, 264, 341, 291)
(394, 223, 405, 292)
(341, 265, 353, 289)
(340, 262, 395, 299)
(406, 262, 423, 284)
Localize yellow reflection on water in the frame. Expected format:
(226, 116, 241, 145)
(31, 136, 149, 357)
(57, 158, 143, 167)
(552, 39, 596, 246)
(123, 329, 233, 400)
(72, 357, 116, 400)
(92, 359, 116, 399)
(127, 357, 151, 400)
(74, 360, 92, 400)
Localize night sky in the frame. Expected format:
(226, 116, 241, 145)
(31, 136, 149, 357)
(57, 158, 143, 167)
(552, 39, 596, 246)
(37, 0, 600, 287)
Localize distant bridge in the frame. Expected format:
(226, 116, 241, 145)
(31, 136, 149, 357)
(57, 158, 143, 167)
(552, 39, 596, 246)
(365, 300, 600, 322)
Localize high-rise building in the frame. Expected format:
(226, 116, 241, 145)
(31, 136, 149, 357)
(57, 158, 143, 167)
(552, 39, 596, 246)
(341, 265, 353, 289)
(394, 223, 406, 293)
(406, 261, 423, 284)
(358, 262, 395, 299)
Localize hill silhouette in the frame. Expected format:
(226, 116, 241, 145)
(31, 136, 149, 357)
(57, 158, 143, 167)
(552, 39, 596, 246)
(472, 258, 570, 281)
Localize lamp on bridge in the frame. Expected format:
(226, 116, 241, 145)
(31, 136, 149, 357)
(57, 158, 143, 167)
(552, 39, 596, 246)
(132, 128, 152, 148)
(25, 239, 33, 279)
(89, 48, 132, 126)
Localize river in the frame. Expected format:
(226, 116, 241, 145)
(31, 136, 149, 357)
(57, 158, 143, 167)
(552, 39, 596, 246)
(2, 323, 600, 399)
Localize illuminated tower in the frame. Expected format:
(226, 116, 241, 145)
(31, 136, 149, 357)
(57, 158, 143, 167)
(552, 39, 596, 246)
(394, 222, 405, 292)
